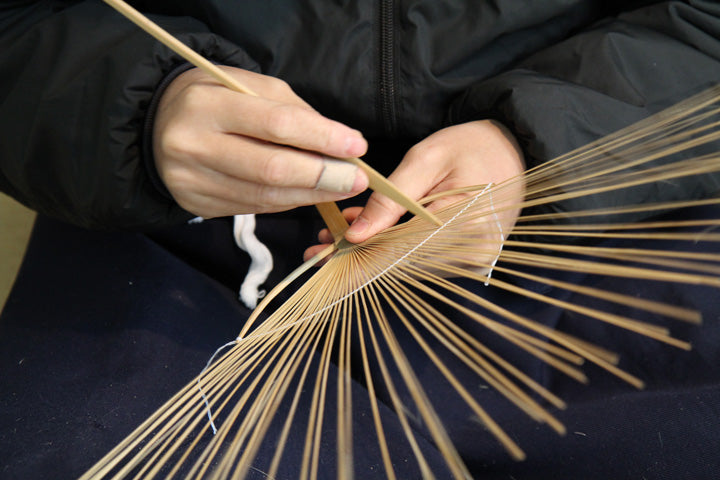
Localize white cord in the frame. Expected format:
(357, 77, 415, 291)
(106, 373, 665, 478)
(234, 214, 274, 309)
(197, 337, 241, 435)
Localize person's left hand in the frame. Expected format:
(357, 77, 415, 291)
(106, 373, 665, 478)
(303, 119, 526, 264)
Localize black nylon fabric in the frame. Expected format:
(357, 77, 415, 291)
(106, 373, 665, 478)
(2, 1, 720, 478)
(2, 1, 720, 229)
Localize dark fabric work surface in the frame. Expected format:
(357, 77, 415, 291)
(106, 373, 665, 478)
(1, 209, 719, 479)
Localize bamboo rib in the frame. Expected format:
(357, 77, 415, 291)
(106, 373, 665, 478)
(315, 202, 350, 241)
(517, 197, 720, 223)
(380, 274, 567, 432)
(83, 4, 720, 478)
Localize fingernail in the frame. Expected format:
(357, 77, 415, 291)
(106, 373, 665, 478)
(344, 135, 367, 157)
(346, 215, 370, 237)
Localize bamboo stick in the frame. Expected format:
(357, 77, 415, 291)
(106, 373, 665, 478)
(102, 0, 442, 227)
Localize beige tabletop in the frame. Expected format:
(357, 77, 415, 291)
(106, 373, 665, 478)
(0, 192, 35, 312)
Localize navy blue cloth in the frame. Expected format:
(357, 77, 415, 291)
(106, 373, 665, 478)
(1, 207, 719, 479)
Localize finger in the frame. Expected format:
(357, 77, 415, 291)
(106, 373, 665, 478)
(222, 67, 316, 109)
(340, 206, 364, 222)
(184, 169, 367, 215)
(201, 134, 367, 194)
(180, 67, 316, 111)
(215, 94, 367, 159)
(303, 244, 333, 263)
(317, 206, 362, 244)
(318, 228, 334, 244)
(344, 160, 440, 243)
(174, 190, 251, 219)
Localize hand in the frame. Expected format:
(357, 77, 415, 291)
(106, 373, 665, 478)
(304, 120, 525, 266)
(153, 67, 369, 219)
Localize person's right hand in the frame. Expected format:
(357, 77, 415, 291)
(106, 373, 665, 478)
(153, 67, 369, 219)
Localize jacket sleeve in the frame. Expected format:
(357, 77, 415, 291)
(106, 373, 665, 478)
(0, 1, 260, 230)
(446, 0, 720, 218)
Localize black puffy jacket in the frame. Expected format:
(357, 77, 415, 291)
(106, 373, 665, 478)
(1, 0, 720, 230)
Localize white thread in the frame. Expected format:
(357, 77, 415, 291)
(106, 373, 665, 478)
(244, 185, 493, 341)
(197, 338, 240, 435)
(484, 187, 506, 286)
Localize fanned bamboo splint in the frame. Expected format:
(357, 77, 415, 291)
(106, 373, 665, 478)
(86, 1, 720, 478)
(82, 91, 720, 480)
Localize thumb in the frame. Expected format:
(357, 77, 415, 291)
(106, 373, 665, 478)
(343, 192, 405, 243)
(344, 171, 435, 243)
(344, 139, 448, 243)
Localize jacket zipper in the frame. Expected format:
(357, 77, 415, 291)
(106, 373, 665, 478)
(378, 0, 398, 136)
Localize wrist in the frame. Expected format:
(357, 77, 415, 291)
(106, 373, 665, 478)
(141, 63, 197, 200)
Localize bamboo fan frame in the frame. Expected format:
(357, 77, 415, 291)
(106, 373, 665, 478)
(87, 1, 720, 478)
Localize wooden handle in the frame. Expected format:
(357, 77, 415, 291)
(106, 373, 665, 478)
(315, 202, 349, 241)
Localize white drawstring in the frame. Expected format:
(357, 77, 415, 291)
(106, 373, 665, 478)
(233, 214, 274, 309)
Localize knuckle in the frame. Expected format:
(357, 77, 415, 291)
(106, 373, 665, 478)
(258, 151, 289, 186)
(180, 82, 212, 110)
(252, 184, 280, 212)
(265, 76, 291, 96)
(375, 195, 401, 216)
(156, 129, 184, 156)
(158, 128, 201, 160)
(263, 103, 298, 142)
(406, 141, 441, 166)
(162, 167, 193, 192)
(369, 192, 403, 220)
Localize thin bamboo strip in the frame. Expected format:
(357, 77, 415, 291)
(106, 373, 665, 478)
(361, 284, 437, 478)
(303, 305, 341, 480)
(515, 218, 720, 232)
(380, 273, 567, 431)
(355, 290, 398, 480)
(190, 289, 340, 477)
(519, 86, 720, 180)
(417, 299, 572, 408)
(393, 262, 649, 387)
(500, 249, 720, 288)
(548, 331, 620, 366)
(367, 282, 474, 478)
(226, 306, 334, 479)
(378, 276, 535, 457)
(264, 302, 339, 479)
(520, 155, 720, 214)
(207, 314, 320, 478)
(490, 265, 701, 324)
(404, 256, 676, 340)
(511, 228, 720, 240)
(516, 197, 720, 225)
(336, 258, 354, 480)
(398, 265, 592, 384)
(218, 315, 322, 476)
(315, 202, 349, 241)
(500, 241, 720, 275)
